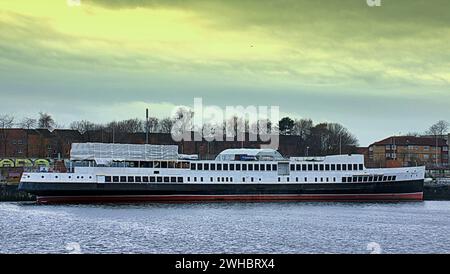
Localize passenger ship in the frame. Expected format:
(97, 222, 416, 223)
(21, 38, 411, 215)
(19, 143, 425, 204)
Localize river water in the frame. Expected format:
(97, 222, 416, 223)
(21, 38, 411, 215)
(0, 201, 449, 254)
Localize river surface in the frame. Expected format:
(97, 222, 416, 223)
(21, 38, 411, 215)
(0, 201, 449, 254)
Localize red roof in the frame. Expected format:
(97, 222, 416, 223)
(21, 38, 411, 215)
(371, 136, 448, 147)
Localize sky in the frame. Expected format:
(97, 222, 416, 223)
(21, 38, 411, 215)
(0, 0, 449, 146)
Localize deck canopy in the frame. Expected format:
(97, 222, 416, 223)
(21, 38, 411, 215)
(70, 143, 179, 162)
(215, 148, 284, 161)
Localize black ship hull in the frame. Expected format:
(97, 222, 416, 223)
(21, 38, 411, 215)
(19, 179, 424, 204)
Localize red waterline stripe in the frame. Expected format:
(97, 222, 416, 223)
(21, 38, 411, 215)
(36, 192, 423, 204)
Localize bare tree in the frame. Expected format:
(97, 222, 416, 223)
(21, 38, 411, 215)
(38, 112, 55, 129)
(427, 120, 449, 136)
(292, 118, 313, 139)
(147, 117, 159, 133)
(20, 117, 37, 157)
(70, 120, 96, 134)
(159, 117, 174, 133)
(0, 114, 15, 157)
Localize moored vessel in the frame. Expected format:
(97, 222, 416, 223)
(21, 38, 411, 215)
(19, 143, 425, 204)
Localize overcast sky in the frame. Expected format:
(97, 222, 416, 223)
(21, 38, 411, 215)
(1, 0, 449, 146)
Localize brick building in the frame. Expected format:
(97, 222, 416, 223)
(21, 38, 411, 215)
(368, 136, 449, 168)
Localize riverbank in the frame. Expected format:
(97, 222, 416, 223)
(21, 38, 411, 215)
(0, 183, 35, 202)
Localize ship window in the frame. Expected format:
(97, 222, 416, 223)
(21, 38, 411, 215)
(314, 164, 318, 171)
(200, 177, 204, 182)
(55, 176, 58, 179)
(210, 163, 216, 170)
(387, 176, 392, 181)
(337, 164, 341, 171)
(128, 176, 134, 182)
(278, 177, 280, 182)
(230, 164, 235, 171)
(254, 164, 259, 171)
(296, 164, 300, 171)
(353, 177, 358, 182)
(191, 163, 196, 170)
(290, 164, 295, 171)
(373, 176, 378, 182)
(171, 177, 176, 183)
(325, 164, 330, 171)
(120, 176, 126, 182)
(178, 177, 183, 183)
(155, 177, 161, 183)
(113, 176, 119, 182)
(204, 163, 209, 171)
(320, 177, 323, 182)
(304, 177, 307, 182)
(368, 176, 373, 182)
(197, 163, 203, 170)
(319, 165, 324, 171)
(342, 177, 347, 182)
(383, 176, 387, 181)
(331, 164, 335, 171)
(168, 162, 174, 168)
(296, 177, 299, 182)
(105, 176, 112, 182)
(154, 171, 160, 175)
(164, 177, 170, 183)
(353, 164, 358, 171)
(161, 162, 168, 168)
(69, 176, 71, 179)
(333, 177, 336, 182)
(217, 164, 222, 171)
(243, 177, 246, 182)
(347, 164, 352, 171)
(194, 177, 197, 182)
(378, 176, 383, 181)
(342, 165, 347, 171)
(363, 176, 368, 182)
(287, 177, 290, 182)
(135, 176, 142, 183)
(251, 177, 254, 182)
(266, 164, 271, 171)
(326, 178, 329, 182)
(210, 177, 213, 182)
(226, 177, 229, 182)
(242, 164, 247, 171)
(223, 164, 228, 171)
(359, 164, 364, 170)
(308, 164, 313, 171)
(148, 162, 154, 168)
(272, 164, 277, 171)
(187, 177, 190, 182)
(150, 177, 156, 182)
(260, 164, 265, 171)
(143, 177, 149, 183)
(248, 164, 253, 171)
(315, 177, 318, 182)
(230, 177, 233, 182)
(236, 164, 241, 171)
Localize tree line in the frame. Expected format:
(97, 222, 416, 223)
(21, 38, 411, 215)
(1, 111, 448, 156)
